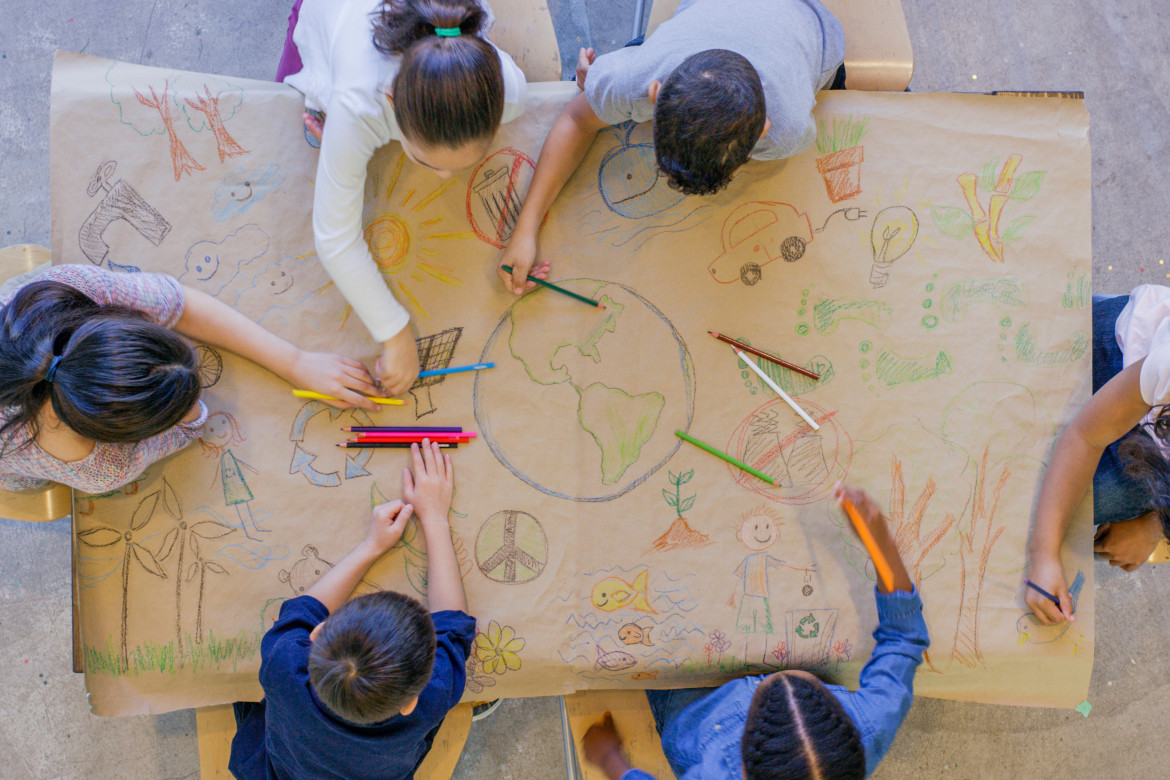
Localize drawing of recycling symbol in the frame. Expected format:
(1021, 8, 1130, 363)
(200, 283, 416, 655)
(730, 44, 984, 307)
(796, 614, 820, 639)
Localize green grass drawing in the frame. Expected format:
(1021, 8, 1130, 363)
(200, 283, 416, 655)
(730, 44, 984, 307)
(874, 348, 953, 387)
(1014, 324, 1089, 366)
(814, 298, 893, 335)
(84, 628, 263, 678)
(940, 279, 1024, 322)
(815, 115, 871, 157)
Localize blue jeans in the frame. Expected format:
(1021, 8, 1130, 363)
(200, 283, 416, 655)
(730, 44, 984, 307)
(1092, 293, 1152, 525)
(645, 687, 715, 735)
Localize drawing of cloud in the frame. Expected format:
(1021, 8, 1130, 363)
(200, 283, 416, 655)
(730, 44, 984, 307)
(179, 224, 269, 296)
(212, 163, 286, 222)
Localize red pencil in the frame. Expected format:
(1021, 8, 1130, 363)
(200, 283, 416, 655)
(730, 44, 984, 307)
(337, 442, 457, 449)
(354, 432, 476, 440)
(708, 331, 820, 381)
(350, 436, 471, 444)
(343, 426, 462, 433)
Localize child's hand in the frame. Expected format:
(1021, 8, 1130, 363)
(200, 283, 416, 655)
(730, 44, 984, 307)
(289, 350, 382, 411)
(376, 328, 421, 396)
(1094, 511, 1163, 572)
(402, 440, 454, 526)
(582, 712, 631, 778)
(575, 47, 596, 90)
(366, 499, 413, 555)
(303, 111, 325, 143)
(1024, 553, 1074, 625)
(497, 232, 550, 295)
(834, 482, 914, 593)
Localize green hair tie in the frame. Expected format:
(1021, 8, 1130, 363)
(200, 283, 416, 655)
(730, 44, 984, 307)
(434, 27, 461, 37)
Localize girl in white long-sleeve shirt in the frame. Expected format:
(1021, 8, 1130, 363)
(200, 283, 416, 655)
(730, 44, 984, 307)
(277, 0, 530, 394)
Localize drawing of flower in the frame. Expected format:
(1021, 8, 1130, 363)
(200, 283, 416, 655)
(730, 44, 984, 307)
(771, 641, 789, 667)
(832, 639, 853, 672)
(474, 620, 525, 675)
(464, 655, 497, 695)
(708, 629, 731, 664)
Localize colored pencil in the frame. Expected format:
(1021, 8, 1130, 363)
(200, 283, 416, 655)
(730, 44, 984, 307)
(337, 442, 456, 449)
(351, 436, 471, 444)
(734, 349, 820, 431)
(343, 426, 463, 433)
(418, 362, 495, 378)
(501, 265, 604, 309)
(292, 389, 405, 405)
(1025, 579, 1062, 610)
(674, 430, 777, 485)
(840, 498, 896, 593)
(709, 331, 820, 381)
(355, 431, 476, 439)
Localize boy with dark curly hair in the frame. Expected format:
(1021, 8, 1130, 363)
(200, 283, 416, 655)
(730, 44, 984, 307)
(498, 0, 845, 294)
(228, 441, 474, 780)
(582, 484, 929, 779)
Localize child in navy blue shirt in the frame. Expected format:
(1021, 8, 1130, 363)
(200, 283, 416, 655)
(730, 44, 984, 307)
(229, 440, 474, 779)
(582, 484, 929, 779)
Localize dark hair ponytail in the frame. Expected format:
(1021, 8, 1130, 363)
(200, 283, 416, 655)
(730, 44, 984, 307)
(371, 0, 505, 148)
(0, 280, 201, 456)
(1119, 419, 1170, 538)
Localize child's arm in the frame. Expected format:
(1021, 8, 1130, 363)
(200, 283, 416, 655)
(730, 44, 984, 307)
(497, 92, 608, 294)
(402, 440, 467, 613)
(175, 286, 383, 411)
(583, 713, 654, 780)
(304, 500, 413, 613)
(834, 484, 913, 594)
(1027, 360, 1151, 624)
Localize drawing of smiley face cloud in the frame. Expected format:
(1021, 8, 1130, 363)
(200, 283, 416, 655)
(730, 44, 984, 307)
(708, 201, 813, 286)
(179, 224, 270, 296)
(222, 253, 324, 330)
(211, 164, 286, 223)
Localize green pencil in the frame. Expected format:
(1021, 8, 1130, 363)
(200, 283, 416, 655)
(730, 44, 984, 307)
(501, 265, 604, 309)
(675, 430, 779, 485)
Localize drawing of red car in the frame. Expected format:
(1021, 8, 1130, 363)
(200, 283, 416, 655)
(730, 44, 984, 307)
(707, 201, 813, 285)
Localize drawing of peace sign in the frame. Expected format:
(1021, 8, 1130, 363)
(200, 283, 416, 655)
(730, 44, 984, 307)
(475, 510, 548, 585)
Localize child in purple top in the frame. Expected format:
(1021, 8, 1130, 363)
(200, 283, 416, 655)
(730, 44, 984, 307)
(229, 440, 475, 780)
(583, 485, 929, 780)
(0, 264, 380, 494)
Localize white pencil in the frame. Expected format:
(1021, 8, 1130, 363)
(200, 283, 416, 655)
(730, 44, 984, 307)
(734, 349, 820, 431)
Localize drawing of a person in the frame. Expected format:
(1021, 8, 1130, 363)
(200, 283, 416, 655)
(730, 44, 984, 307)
(730, 507, 814, 664)
(200, 412, 264, 540)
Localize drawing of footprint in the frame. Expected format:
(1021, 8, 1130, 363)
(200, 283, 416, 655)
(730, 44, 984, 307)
(874, 348, 952, 388)
(940, 279, 1024, 322)
(1014, 323, 1089, 366)
(814, 298, 892, 335)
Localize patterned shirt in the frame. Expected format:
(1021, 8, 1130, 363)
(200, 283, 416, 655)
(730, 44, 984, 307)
(0, 265, 207, 494)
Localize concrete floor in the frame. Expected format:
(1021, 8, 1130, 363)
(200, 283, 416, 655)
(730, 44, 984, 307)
(1, 0, 1168, 777)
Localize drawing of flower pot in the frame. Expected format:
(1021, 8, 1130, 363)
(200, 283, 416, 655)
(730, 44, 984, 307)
(816, 146, 864, 203)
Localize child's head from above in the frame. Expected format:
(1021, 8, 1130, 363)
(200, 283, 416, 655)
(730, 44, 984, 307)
(308, 590, 436, 725)
(0, 280, 200, 449)
(1119, 419, 1170, 538)
(652, 49, 768, 197)
(735, 506, 783, 551)
(374, 0, 503, 177)
(742, 670, 865, 780)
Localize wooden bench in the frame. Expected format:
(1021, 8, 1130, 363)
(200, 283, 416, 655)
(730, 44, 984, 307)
(564, 690, 675, 780)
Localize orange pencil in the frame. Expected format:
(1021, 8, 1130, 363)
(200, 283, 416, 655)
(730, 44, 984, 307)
(840, 498, 896, 592)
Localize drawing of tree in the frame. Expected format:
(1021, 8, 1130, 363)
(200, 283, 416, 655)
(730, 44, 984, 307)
(106, 64, 204, 181)
(952, 446, 1009, 668)
(76, 488, 169, 672)
(155, 478, 235, 658)
(185, 535, 231, 645)
(177, 77, 249, 163)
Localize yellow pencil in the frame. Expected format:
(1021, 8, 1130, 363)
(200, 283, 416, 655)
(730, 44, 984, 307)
(840, 498, 896, 592)
(292, 389, 405, 406)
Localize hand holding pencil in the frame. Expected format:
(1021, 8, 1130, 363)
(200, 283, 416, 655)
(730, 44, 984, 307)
(833, 483, 914, 594)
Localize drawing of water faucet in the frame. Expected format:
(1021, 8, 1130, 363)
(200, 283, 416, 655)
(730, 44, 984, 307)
(78, 160, 172, 266)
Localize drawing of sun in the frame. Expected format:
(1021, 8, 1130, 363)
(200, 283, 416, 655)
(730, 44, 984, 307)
(342, 152, 470, 326)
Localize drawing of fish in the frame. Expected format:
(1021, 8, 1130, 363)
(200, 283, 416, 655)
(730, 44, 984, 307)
(591, 570, 656, 613)
(630, 671, 659, 681)
(618, 623, 655, 646)
(595, 645, 637, 672)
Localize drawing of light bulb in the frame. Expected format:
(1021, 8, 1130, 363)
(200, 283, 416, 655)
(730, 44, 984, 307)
(868, 206, 919, 288)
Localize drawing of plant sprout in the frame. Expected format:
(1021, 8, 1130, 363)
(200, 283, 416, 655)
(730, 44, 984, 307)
(664, 469, 695, 516)
(814, 116, 870, 157)
(155, 480, 235, 659)
(185, 534, 231, 645)
(931, 155, 1046, 263)
(952, 446, 1008, 668)
(76, 487, 169, 672)
(831, 639, 853, 673)
(177, 76, 248, 163)
(107, 64, 204, 181)
(771, 640, 788, 667)
(815, 116, 870, 203)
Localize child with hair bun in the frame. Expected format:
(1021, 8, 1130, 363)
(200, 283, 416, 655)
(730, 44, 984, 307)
(582, 484, 928, 780)
(276, 0, 530, 395)
(0, 265, 378, 494)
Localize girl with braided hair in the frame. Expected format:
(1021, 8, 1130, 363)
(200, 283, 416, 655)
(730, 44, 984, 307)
(582, 485, 929, 779)
(275, 0, 532, 396)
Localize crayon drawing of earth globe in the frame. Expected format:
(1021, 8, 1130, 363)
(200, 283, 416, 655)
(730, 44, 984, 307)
(474, 280, 695, 502)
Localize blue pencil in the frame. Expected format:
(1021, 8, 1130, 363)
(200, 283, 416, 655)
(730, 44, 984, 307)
(1025, 579, 1061, 609)
(418, 362, 495, 379)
